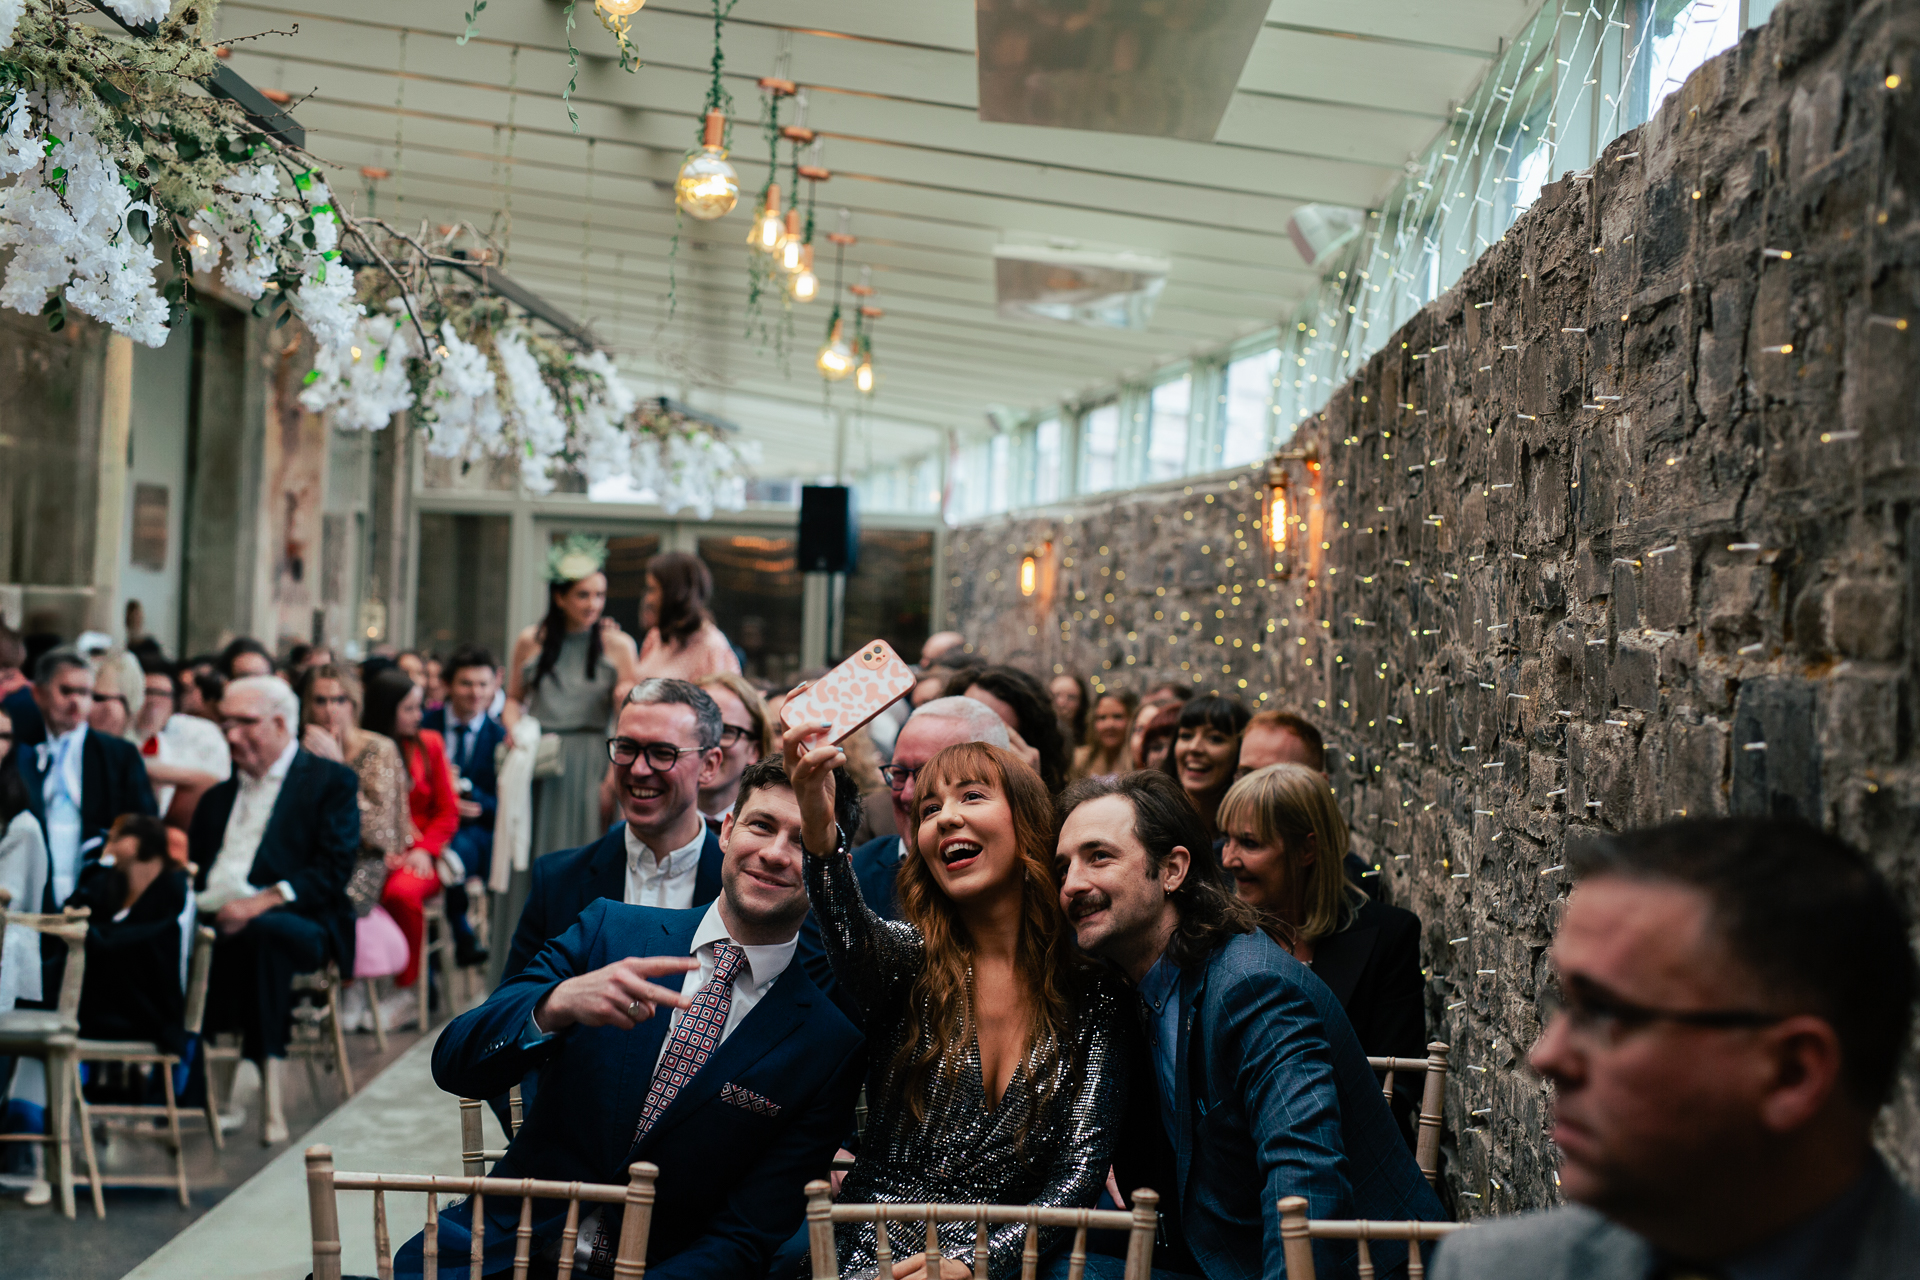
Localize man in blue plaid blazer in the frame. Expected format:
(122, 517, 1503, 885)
(1056, 770, 1445, 1280)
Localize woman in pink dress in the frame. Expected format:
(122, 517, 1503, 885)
(634, 551, 740, 682)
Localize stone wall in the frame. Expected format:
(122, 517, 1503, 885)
(945, 0, 1920, 1213)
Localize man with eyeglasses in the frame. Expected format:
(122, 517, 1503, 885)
(1432, 817, 1920, 1279)
(695, 673, 773, 835)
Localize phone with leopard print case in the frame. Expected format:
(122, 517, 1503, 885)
(779, 639, 916, 747)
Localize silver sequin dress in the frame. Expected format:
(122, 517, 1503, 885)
(806, 847, 1133, 1279)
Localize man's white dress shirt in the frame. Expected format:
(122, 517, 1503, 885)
(37, 724, 87, 903)
(198, 740, 298, 912)
(623, 822, 704, 909)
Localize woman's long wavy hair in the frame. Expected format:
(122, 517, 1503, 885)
(890, 742, 1085, 1129)
(530, 578, 605, 693)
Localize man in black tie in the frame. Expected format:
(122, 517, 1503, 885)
(423, 646, 504, 967)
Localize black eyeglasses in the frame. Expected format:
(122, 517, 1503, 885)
(718, 723, 757, 749)
(607, 738, 704, 771)
(1540, 976, 1783, 1050)
(879, 763, 923, 793)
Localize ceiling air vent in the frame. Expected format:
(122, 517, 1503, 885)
(975, 0, 1270, 141)
(992, 243, 1170, 331)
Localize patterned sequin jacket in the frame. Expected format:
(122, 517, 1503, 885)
(805, 845, 1134, 1279)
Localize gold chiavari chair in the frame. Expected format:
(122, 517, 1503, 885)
(1277, 1195, 1468, 1280)
(1365, 1040, 1450, 1187)
(456, 1086, 522, 1176)
(804, 1181, 1160, 1280)
(0, 905, 100, 1218)
(70, 923, 221, 1208)
(305, 1144, 657, 1280)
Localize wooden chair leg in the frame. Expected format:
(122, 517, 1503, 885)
(200, 1039, 225, 1150)
(327, 974, 355, 1098)
(47, 1045, 76, 1219)
(161, 1055, 189, 1207)
(68, 1052, 104, 1218)
(364, 979, 389, 1054)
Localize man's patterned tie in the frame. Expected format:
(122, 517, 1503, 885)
(633, 942, 744, 1144)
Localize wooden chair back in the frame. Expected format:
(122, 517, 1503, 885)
(305, 1144, 657, 1280)
(1365, 1040, 1449, 1186)
(1277, 1195, 1466, 1280)
(459, 1098, 509, 1176)
(804, 1181, 1159, 1280)
(5, 907, 92, 1020)
(181, 925, 217, 1036)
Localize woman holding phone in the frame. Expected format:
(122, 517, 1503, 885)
(781, 718, 1130, 1280)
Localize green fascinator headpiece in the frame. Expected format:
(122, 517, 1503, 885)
(546, 534, 609, 585)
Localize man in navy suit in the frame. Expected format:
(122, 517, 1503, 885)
(1056, 770, 1444, 1280)
(791, 694, 1010, 1019)
(189, 675, 358, 1144)
(500, 678, 727, 985)
(424, 645, 506, 967)
(14, 649, 157, 900)
(402, 755, 865, 1279)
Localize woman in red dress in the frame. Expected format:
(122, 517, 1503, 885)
(362, 667, 459, 991)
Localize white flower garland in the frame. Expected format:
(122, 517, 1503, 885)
(419, 320, 506, 462)
(299, 302, 416, 430)
(570, 348, 638, 483)
(496, 326, 569, 494)
(97, 0, 169, 25)
(0, 88, 169, 346)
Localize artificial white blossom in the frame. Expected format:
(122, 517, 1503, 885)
(570, 348, 638, 483)
(0, 88, 170, 346)
(0, 0, 26, 54)
(0, 92, 37, 173)
(190, 162, 286, 299)
(419, 320, 506, 462)
(300, 303, 417, 430)
(98, 0, 170, 25)
(496, 326, 568, 493)
(284, 174, 361, 349)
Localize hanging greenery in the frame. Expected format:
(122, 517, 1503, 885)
(0, 0, 362, 347)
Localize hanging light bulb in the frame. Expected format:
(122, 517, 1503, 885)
(788, 245, 818, 301)
(855, 350, 874, 393)
(747, 182, 783, 253)
(778, 209, 805, 272)
(595, 0, 645, 15)
(675, 110, 739, 220)
(817, 317, 854, 380)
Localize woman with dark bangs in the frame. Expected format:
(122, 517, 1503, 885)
(1162, 695, 1251, 844)
(781, 729, 1131, 1280)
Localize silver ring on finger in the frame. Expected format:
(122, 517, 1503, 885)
(627, 999, 641, 1017)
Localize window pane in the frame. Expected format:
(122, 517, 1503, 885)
(1080, 404, 1120, 493)
(842, 529, 933, 663)
(1034, 419, 1061, 503)
(1221, 350, 1279, 466)
(1146, 378, 1190, 482)
(417, 514, 513, 654)
(699, 534, 802, 684)
(987, 434, 1010, 513)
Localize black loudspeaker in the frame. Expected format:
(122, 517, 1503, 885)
(797, 485, 858, 574)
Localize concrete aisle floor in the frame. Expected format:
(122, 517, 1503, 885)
(120, 1029, 477, 1280)
(2, 1017, 431, 1280)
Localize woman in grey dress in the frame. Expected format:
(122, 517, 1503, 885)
(493, 537, 639, 982)
(785, 731, 1132, 1280)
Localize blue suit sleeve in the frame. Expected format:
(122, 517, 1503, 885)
(645, 1033, 867, 1280)
(1220, 962, 1354, 1278)
(432, 902, 603, 1100)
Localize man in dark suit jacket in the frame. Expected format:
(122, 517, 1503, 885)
(400, 756, 864, 1279)
(1057, 771, 1443, 1280)
(424, 645, 506, 966)
(14, 648, 157, 1003)
(188, 675, 358, 1145)
(1432, 819, 1920, 1280)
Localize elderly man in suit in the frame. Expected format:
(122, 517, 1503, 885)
(190, 675, 358, 1144)
(402, 755, 864, 1279)
(424, 645, 506, 968)
(1057, 769, 1444, 1280)
(1430, 818, 1920, 1279)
